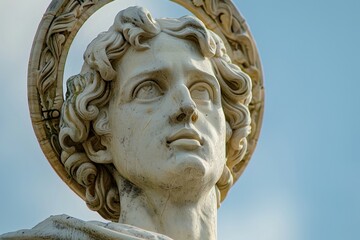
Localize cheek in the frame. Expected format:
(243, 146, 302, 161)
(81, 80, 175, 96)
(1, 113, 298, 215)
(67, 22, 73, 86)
(109, 105, 166, 154)
(205, 109, 227, 140)
(208, 110, 227, 158)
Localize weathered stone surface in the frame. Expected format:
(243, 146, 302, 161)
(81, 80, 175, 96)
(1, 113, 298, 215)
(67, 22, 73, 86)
(2, 1, 263, 239)
(0, 215, 172, 240)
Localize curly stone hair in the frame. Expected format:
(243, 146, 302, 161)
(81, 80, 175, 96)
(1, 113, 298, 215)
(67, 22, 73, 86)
(59, 6, 251, 221)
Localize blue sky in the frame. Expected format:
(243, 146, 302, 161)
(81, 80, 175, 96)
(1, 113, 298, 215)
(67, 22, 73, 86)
(1, 0, 359, 239)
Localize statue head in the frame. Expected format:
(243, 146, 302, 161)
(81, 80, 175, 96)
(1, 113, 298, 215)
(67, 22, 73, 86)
(59, 6, 252, 221)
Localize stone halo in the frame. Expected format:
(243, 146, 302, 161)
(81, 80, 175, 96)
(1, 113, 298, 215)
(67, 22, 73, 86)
(28, 0, 264, 208)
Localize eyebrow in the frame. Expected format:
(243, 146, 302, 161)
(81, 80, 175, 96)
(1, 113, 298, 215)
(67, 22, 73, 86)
(126, 66, 165, 84)
(121, 59, 220, 92)
(185, 62, 220, 89)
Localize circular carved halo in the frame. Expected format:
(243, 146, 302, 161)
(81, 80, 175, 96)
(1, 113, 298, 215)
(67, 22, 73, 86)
(28, 0, 264, 211)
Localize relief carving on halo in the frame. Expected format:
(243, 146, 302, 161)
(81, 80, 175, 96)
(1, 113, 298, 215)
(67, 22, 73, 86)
(35, 0, 101, 156)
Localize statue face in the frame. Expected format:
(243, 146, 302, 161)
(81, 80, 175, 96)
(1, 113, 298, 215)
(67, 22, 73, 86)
(107, 33, 226, 193)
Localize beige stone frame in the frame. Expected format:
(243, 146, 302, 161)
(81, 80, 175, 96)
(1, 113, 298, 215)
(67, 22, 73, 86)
(28, 0, 264, 208)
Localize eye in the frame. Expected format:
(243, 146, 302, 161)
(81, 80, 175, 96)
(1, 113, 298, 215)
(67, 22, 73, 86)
(190, 82, 214, 102)
(133, 80, 163, 101)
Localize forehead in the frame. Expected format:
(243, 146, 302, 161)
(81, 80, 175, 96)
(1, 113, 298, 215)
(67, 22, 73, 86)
(114, 33, 212, 79)
(152, 33, 202, 56)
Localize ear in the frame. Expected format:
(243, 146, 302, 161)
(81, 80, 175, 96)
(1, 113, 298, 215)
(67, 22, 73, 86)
(83, 136, 112, 164)
(83, 108, 112, 164)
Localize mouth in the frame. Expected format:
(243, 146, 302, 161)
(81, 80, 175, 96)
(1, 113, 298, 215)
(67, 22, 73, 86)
(166, 128, 203, 150)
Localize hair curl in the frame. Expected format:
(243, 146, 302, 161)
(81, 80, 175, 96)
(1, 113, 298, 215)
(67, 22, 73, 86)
(59, 6, 251, 221)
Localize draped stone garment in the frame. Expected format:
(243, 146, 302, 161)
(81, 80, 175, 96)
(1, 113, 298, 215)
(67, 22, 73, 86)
(0, 215, 173, 240)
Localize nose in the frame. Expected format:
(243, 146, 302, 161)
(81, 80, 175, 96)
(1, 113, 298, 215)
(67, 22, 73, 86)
(169, 85, 198, 124)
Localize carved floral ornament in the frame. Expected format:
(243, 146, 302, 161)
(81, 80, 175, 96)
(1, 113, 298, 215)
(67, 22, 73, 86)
(28, 0, 264, 219)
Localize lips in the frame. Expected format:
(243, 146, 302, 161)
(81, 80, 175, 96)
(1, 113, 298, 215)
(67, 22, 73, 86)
(166, 128, 203, 150)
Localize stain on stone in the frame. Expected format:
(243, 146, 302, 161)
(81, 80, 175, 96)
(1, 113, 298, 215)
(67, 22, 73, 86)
(122, 179, 141, 197)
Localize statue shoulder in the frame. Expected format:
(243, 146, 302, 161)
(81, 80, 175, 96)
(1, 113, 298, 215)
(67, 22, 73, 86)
(0, 215, 173, 240)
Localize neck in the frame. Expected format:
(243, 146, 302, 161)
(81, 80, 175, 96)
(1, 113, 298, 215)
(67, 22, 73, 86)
(115, 178, 218, 240)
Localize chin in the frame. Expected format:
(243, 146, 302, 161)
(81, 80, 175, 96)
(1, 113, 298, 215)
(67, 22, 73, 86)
(169, 152, 207, 173)
(159, 154, 220, 192)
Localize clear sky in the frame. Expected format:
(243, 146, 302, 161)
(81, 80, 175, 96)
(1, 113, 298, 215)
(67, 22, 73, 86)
(0, 0, 359, 239)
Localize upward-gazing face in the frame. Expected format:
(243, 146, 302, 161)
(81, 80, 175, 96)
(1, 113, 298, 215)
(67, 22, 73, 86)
(107, 32, 227, 195)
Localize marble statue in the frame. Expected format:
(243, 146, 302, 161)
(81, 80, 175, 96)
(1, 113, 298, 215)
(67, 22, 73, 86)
(2, 2, 263, 239)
